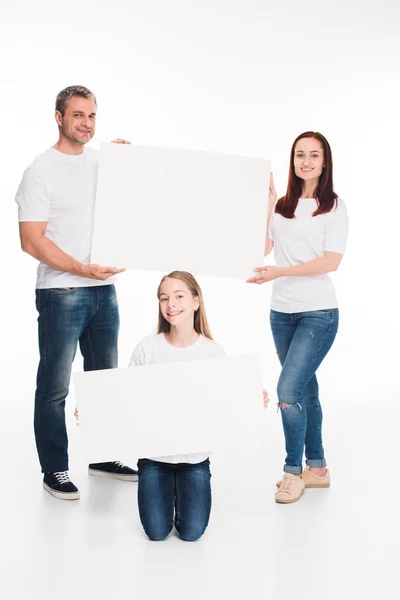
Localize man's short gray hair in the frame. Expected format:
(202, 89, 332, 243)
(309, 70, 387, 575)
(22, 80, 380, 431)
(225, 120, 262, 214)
(55, 85, 97, 116)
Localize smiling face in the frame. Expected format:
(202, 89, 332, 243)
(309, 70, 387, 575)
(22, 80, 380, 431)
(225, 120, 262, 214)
(293, 137, 324, 183)
(55, 95, 96, 146)
(158, 277, 200, 327)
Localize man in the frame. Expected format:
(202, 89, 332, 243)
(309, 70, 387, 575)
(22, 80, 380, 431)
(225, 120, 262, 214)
(16, 85, 137, 500)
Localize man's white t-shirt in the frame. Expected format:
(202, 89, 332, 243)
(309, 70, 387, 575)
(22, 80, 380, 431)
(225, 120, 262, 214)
(15, 147, 115, 289)
(268, 198, 348, 313)
(129, 333, 226, 465)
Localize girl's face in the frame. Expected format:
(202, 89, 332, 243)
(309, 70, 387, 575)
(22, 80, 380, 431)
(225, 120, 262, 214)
(293, 137, 324, 182)
(159, 278, 200, 327)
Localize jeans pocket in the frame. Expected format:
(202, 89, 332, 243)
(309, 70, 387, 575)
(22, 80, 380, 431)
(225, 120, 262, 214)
(52, 287, 77, 294)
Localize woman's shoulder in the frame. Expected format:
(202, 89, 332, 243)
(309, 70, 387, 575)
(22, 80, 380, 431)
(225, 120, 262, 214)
(329, 197, 348, 217)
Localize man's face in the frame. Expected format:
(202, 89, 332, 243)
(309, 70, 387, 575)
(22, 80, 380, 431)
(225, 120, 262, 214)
(56, 96, 97, 145)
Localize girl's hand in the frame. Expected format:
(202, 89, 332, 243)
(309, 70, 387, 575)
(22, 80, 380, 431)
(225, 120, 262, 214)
(247, 266, 281, 284)
(74, 407, 80, 427)
(263, 389, 269, 408)
(268, 172, 277, 210)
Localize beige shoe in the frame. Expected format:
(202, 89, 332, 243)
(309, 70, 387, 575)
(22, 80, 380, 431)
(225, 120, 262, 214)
(276, 466, 330, 489)
(275, 473, 305, 504)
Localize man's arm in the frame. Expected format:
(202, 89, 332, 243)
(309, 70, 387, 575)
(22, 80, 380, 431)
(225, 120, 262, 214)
(19, 222, 124, 280)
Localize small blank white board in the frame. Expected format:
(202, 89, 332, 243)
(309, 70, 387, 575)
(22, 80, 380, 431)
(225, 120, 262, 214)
(73, 355, 265, 464)
(91, 144, 270, 279)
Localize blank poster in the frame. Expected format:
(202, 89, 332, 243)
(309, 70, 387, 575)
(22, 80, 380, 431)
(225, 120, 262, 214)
(73, 354, 266, 464)
(91, 143, 270, 279)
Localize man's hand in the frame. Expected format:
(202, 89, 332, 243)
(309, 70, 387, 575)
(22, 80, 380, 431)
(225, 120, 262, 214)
(81, 264, 126, 280)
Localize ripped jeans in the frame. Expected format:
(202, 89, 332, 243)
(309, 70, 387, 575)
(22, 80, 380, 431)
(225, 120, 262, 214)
(270, 309, 339, 475)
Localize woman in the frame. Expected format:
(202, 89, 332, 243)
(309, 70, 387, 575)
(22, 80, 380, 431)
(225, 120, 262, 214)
(248, 132, 348, 504)
(129, 270, 269, 540)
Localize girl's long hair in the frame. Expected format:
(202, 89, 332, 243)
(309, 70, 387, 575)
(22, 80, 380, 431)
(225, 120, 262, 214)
(157, 271, 214, 340)
(275, 131, 338, 219)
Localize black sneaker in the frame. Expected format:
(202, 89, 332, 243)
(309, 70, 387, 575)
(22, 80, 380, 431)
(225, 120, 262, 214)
(88, 461, 138, 481)
(43, 471, 80, 500)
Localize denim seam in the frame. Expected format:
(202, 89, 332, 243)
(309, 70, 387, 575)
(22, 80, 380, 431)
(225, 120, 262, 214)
(304, 315, 336, 387)
(86, 327, 96, 371)
(37, 290, 48, 397)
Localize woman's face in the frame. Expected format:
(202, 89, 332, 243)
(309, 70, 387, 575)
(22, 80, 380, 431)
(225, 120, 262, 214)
(159, 278, 200, 327)
(293, 137, 324, 183)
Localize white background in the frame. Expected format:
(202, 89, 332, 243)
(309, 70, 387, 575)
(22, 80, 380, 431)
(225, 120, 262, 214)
(1, 1, 399, 599)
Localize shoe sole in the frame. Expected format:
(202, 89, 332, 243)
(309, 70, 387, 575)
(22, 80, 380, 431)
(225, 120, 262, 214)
(275, 488, 305, 504)
(276, 481, 330, 489)
(43, 483, 80, 500)
(88, 469, 138, 482)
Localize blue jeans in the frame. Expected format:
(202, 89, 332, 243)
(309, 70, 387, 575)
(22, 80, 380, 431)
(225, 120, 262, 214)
(34, 285, 119, 473)
(137, 458, 212, 541)
(270, 309, 339, 475)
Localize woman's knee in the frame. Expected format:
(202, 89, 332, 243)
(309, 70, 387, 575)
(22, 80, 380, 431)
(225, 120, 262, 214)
(277, 379, 298, 406)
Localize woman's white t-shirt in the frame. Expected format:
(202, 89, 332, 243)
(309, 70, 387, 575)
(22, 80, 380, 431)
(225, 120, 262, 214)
(129, 333, 226, 465)
(268, 198, 349, 313)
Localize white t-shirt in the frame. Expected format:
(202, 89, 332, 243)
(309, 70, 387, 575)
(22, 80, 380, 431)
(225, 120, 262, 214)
(129, 333, 226, 465)
(15, 147, 115, 289)
(268, 198, 348, 313)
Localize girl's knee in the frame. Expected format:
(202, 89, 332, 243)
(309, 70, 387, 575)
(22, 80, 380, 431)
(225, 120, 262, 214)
(176, 521, 207, 542)
(143, 523, 172, 541)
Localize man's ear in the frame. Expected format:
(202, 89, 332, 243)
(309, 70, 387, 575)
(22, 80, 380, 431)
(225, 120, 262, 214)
(55, 110, 62, 127)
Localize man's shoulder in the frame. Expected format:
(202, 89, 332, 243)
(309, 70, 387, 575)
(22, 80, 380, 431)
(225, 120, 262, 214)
(25, 148, 55, 171)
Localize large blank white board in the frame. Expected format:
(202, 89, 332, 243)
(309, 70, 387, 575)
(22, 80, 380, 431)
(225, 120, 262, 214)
(91, 144, 270, 279)
(73, 354, 266, 464)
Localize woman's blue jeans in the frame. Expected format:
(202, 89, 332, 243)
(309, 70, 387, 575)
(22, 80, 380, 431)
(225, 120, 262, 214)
(270, 309, 339, 475)
(137, 458, 212, 541)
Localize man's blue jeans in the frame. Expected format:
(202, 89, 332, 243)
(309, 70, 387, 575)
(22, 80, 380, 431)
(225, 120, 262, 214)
(34, 285, 119, 473)
(270, 309, 339, 475)
(137, 458, 212, 541)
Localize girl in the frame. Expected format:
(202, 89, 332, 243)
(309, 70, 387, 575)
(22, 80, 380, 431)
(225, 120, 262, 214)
(129, 270, 269, 540)
(248, 132, 348, 504)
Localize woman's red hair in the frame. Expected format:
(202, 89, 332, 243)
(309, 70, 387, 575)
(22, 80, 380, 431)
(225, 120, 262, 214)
(275, 131, 338, 219)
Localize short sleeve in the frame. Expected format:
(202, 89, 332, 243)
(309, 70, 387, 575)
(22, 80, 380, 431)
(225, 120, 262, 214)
(210, 342, 226, 358)
(128, 344, 145, 367)
(324, 199, 349, 254)
(15, 167, 51, 222)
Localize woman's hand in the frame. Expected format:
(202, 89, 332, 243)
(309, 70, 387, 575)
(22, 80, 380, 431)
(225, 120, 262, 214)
(263, 389, 270, 408)
(247, 266, 281, 284)
(268, 172, 277, 212)
(74, 407, 80, 427)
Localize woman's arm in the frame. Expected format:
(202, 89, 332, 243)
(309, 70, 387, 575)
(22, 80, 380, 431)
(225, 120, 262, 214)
(247, 251, 343, 284)
(264, 173, 277, 256)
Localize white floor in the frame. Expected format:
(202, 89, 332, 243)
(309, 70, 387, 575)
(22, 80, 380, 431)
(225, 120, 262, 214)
(1, 398, 398, 600)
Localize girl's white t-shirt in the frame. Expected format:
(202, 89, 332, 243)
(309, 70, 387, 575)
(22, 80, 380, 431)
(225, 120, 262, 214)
(268, 197, 349, 313)
(129, 333, 226, 465)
